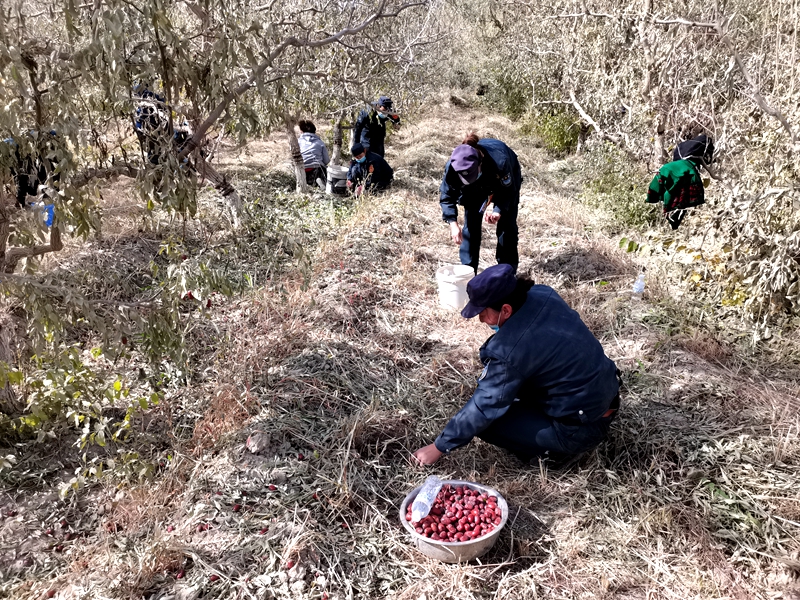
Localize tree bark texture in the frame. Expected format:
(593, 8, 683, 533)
(0, 195, 63, 274)
(653, 120, 667, 167)
(0, 311, 24, 417)
(284, 116, 309, 193)
(332, 120, 343, 166)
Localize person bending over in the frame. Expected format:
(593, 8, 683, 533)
(440, 133, 522, 274)
(413, 264, 621, 465)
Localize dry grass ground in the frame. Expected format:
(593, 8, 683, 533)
(2, 98, 800, 600)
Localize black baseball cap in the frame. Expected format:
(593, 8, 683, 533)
(461, 264, 517, 318)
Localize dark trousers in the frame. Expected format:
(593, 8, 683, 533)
(460, 199, 519, 273)
(13, 159, 52, 208)
(476, 395, 619, 462)
(305, 166, 327, 188)
(15, 174, 30, 207)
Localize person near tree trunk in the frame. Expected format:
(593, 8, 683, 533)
(352, 95, 400, 158)
(2, 131, 59, 220)
(297, 120, 330, 190)
(346, 142, 393, 196)
(646, 133, 715, 230)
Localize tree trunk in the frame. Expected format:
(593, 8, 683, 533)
(575, 123, 590, 156)
(332, 119, 343, 166)
(0, 310, 24, 417)
(349, 119, 357, 152)
(284, 115, 309, 193)
(0, 189, 64, 274)
(194, 156, 242, 226)
(0, 201, 23, 413)
(0, 198, 9, 273)
(653, 120, 667, 166)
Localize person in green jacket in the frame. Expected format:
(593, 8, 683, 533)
(647, 134, 714, 229)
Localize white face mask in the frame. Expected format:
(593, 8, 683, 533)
(457, 169, 482, 186)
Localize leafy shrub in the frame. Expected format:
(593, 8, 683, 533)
(580, 143, 657, 232)
(482, 67, 530, 119)
(522, 108, 581, 155)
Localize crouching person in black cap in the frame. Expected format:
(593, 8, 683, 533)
(412, 264, 621, 466)
(346, 143, 394, 197)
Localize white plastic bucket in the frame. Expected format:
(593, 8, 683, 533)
(435, 264, 474, 311)
(326, 165, 349, 195)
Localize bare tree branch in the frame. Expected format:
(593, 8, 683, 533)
(178, 0, 426, 159)
(569, 90, 619, 144)
(652, 17, 716, 29)
(714, 18, 796, 143)
(71, 164, 141, 189)
(545, 8, 715, 28)
(2, 225, 63, 274)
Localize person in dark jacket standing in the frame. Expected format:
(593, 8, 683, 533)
(413, 264, 620, 465)
(440, 134, 522, 274)
(352, 96, 400, 158)
(346, 143, 393, 196)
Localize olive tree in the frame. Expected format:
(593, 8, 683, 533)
(454, 0, 800, 332)
(0, 0, 431, 438)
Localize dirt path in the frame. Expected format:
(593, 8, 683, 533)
(2, 101, 800, 600)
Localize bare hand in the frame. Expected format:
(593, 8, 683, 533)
(346, 180, 353, 189)
(449, 221, 462, 245)
(412, 444, 443, 466)
(484, 212, 500, 224)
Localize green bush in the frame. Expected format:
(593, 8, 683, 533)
(522, 108, 580, 155)
(482, 68, 530, 119)
(580, 143, 657, 231)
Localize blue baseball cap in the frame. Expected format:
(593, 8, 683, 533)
(461, 264, 517, 318)
(450, 144, 481, 185)
(377, 96, 393, 109)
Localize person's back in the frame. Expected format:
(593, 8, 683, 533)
(414, 265, 620, 466)
(484, 285, 618, 423)
(298, 131, 329, 168)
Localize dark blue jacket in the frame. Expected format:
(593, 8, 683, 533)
(347, 152, 394, 191)
(434, 285, 619, 453)
(3, 132, 59, 207)
(439, 139, 522, 222)
(353, 109, 399, 157)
